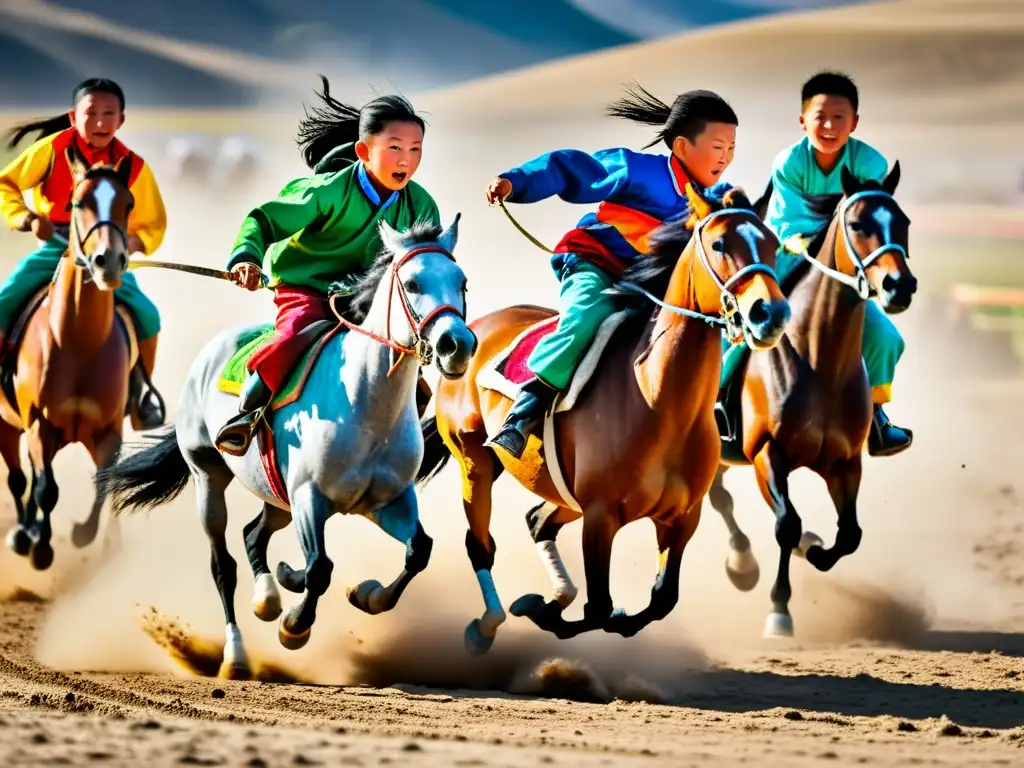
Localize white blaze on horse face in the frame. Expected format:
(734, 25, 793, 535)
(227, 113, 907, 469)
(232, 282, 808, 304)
(735, 221, 766, 264)
(92, 179, 117, 226)
(871, 205, 894, 247)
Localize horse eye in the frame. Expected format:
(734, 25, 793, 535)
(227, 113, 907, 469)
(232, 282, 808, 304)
(462, 279, 469, 293)
(712, 238, 726, 253)
(405, 279, 421, 294)
(849, 221, 864, 233)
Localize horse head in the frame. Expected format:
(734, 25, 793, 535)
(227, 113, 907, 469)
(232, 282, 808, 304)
(363, 215, 477, 379)
(838, 162, 916, 314)
(679, 184, 791, 350)
(65, 141, 133, 291)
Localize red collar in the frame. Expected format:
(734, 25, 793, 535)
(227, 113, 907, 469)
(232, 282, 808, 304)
(66, 129, 127, 166)
(669, 154, 691, 196)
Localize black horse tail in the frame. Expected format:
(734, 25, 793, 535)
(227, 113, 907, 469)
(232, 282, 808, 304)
(96, 427, 190, 515)
(416, 414, 452, 487)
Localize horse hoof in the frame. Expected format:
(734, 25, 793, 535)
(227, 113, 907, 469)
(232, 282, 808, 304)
(217, 662, 252, 681)
(276, 561, 306, 594)
(5, 527, 32, 557)
(31, 542, 54, 571)
(252, 574, 282, 622)
(278, 621, 311, 651)
(70, 522, 99, 549)
(794, 532, 824, 559)
(509, 593, 546, 619)
(725, 549, 760, 592)
(763, 611, 794, 639)
(464, 619, 495, 656)
(347, 580, 387, 615)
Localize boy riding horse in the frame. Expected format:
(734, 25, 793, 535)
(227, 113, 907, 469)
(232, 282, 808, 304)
(0, 78, 167, 430)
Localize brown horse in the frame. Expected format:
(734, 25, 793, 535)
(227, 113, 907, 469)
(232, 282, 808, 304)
(707, 164, 916, 638)
(0, 144, 137, 570)
(415, 184, 792, 654)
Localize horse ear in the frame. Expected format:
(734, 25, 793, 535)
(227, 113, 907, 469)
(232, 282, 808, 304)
(112, 156, 133, 188)
(377, 219, 405, 255)
(685, 183, 713, 221)
(65, 143, 89, 181)
(840, 165, 859, 197)
(883, 160, 901, 194)
(437, 212, 461, 254)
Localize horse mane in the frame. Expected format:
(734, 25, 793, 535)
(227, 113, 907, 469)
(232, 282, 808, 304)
(82, 164, 127, 183)
(619, 186, 754, 301)
(345, 218, 444, 324)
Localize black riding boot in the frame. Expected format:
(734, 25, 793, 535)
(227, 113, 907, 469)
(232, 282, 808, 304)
(485, 377, 560, 459)
(867, 404, 913, 457)
(128, 363, 167, 431)
(215, 373, 272, 456)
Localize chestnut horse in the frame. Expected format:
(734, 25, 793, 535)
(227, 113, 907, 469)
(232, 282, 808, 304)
(416, 185, 792, 654)
(0, 144, 136, 570)
(707, 164, 916, 638)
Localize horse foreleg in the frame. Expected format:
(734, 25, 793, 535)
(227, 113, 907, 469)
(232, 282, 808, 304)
(243, 503, 290, 622)
(708, 465, 760, 592)
(25, 420, 60, 571)
(512, 502, 619, 640)
(525, 500, 580, 608)
(754, 441, 802, 639)
(278, 482, 333, 651)
(348, 484, 433, 615)
(195, 468, 250, 680)
(0, 421, 30, 557)
(458, 444, 505, 655)
(74, 430, 121, 550)
(604, 504, 699, 638)
(806, 456, 863, 572)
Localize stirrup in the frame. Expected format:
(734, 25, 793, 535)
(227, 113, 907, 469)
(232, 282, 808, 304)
(215, 407, 266, 457)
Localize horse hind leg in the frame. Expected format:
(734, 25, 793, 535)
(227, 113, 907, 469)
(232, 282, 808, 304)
(0, 421, 30, 557)
(73, 430, 121, 550)
(193, 465, 251, 680)
(242, 503, 290, 622)
(708, 465, 760, 592)
(526, 501, 580, 608)
(348, 484, 432, 615)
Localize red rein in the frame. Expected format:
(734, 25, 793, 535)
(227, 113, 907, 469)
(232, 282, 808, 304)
(335, 245, 462, 376)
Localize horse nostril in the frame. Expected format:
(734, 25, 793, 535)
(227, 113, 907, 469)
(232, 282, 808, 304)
(436, 331, 457, 358)
(746, 298, 768, 326)
(470, 333, 479, 356)
(94, 254, 106, 268)
(121, 253, 128, 269)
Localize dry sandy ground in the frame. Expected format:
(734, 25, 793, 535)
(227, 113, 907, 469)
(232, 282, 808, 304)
(2, 0, 1024, 764)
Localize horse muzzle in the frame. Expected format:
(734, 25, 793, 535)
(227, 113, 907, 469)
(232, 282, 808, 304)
(878, 273, 917, 315)
(429, 315, 478, 379)
(87, 248, 128, 290)
(741, 297, 792, 351)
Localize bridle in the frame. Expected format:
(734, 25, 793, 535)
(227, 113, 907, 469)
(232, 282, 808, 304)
(795, 189, 909, 301)
(615, 207, 781, 343)
(64, 174, 131, 276)
(333, 245, 465, 375)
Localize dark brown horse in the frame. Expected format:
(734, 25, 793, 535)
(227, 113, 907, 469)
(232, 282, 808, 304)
(707, 164, 916, 638)
(416, 184, 792, 654)
(0, 144, 137, 569)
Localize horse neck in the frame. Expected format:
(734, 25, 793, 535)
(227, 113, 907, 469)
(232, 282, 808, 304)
(635, 248, 721, 416)
(48, 256, 115, 354)
(791, 222, 866, 382)
(342, 277, 420, 428)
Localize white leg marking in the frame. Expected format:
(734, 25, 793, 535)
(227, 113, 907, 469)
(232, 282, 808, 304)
(727, 546, 759, 574)
(475, 569, 506, 636)
(223, 622, 249, 668)
(537, 540, 578, 607)
(252, 572, 282, 620)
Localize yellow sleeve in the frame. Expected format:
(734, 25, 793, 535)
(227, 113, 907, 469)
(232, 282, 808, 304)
(0, 136, 54, 230)
(127, 160, 167, 255)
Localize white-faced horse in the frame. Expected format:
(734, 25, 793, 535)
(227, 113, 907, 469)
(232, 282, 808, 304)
(99, 217, 476, 678)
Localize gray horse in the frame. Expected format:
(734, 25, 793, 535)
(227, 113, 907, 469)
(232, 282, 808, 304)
(98, 217, 476, 679)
